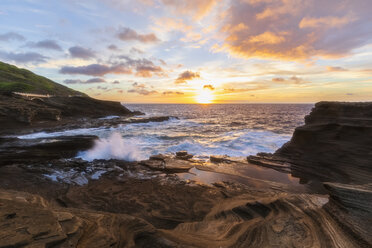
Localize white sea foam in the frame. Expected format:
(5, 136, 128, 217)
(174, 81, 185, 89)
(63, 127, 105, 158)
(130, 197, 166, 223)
(77, 132, 145, 161)
(164, 130, 290, 158)
(99, 115, 120, 120)
(17, 127, 106, 139)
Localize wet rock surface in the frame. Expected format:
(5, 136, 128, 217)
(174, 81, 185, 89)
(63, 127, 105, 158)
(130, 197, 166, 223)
(141, 154, 195, 172)
(0, 101, 371, 247)
(0, 135, 97, 164)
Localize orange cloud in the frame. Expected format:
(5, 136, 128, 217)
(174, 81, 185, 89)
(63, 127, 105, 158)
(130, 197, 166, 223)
(249, 32, 285, 44)
(175, 70, 200, 84)
(299, 15, 356, 29)
(326, 66, 348, 72)
(153, 17, 193, 32)
(220, 0, 372, 60)
(162, 91, 184, 95)
(272, 76, 309, 84)
(203, 84, 215, 90)
(161, 0, 219, 20)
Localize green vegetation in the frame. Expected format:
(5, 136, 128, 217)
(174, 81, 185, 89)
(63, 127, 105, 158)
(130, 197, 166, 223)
(0, 61, 85, 96)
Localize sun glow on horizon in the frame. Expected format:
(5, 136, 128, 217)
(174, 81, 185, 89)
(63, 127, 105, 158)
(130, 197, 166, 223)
(195, 88, 214, 104)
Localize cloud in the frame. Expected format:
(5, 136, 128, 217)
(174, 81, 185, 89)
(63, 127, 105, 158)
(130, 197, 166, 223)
(136, 64, 163, 77)
(272, 76, 308, 84)
(112, 80, 120, 84)
(326, 66, 348, 72)
(0, 51, 48, 64)
(203, 84, 215, 90)
(28, 39, 62, 51)
(0, 32, 25, 42)
(223, 88, 263, 93)
(220, 0, 372, 60)
(63, 79, 84, 84)
(299, 15, 355, 29)
(61, 56, 165, 77)
(87, 77, 106, 83)
(153, 17, 193, 32)
(175, 70, 200, 84)
(60, 64, 131, 76)
(127, 82, 158, 95)
(162, 91, 184, 95)
(249, 31, 285, 45)
(161, 0, 218, 20)
(130, 47, 144, 54)
(346, 93, 353, 96)
(117, 27, 159, 43)
(159, 59, 166, 66)
(63, 78, 106, 84)
(222, 82, 269, 93)
(68, 46, 96, 59)
(272, 77, 285, 82)
(107, 44, 120, 51)
(119, 56, 164, 77)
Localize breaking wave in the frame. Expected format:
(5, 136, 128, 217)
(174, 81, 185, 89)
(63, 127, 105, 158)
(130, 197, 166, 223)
(77, 132, 145, 161)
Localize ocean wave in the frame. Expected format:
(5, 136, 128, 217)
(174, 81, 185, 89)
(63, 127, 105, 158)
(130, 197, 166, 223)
(77, 132, 145, 161)
(99, 115, 120, 120)
(16, 127, 108, 139)
(165, 130, 290, 157)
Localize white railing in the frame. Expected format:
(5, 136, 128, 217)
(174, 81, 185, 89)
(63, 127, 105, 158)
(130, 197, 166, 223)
(13, 92, 53, 98)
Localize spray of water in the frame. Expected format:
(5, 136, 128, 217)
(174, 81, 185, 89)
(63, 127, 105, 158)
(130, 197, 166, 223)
(78, 132, 144, 161)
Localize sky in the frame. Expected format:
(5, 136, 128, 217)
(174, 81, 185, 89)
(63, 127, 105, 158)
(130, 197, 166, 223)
(0, 0, 371, 103)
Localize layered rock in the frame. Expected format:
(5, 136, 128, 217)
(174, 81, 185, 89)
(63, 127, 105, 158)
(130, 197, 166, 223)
(246, 101, 372, 247)
(0, 189, 174, 247)
(0, 180, 369, 248)
(249, 101, 372, 184)
(323, 182, 372, 246)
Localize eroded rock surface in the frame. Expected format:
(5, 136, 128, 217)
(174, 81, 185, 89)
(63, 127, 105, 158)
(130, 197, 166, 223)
(0, 189, 174, 248)
(0, 101, 371, 247)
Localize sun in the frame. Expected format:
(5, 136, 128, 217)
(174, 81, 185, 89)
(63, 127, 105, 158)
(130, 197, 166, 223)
(195, 89, 214, 104)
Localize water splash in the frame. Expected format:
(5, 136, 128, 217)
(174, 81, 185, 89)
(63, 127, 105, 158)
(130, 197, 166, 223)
(77, 132, 144, 161)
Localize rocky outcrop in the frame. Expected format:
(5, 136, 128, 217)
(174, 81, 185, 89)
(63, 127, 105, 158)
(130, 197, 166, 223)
(140, 154, 195, 172)
(249, 101, 372, 184)
(245, 101, 372, 247)
(0, 189, 174, 247)
(0, 94, 139, 133)
(0, 135, 97, 165)
(41, 96, 137, 118)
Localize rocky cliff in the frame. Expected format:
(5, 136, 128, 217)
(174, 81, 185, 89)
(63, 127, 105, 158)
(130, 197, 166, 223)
(249, 101, 372, 184)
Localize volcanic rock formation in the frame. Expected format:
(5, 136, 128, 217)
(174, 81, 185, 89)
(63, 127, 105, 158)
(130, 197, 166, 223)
(0, 101, 371, 247)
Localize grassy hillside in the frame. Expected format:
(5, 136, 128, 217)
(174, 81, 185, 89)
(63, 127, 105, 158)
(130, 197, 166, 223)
(0, 61, 85, 96)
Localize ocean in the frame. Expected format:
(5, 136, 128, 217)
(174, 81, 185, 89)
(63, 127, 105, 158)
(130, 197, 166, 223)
(18, 104, 313, 161)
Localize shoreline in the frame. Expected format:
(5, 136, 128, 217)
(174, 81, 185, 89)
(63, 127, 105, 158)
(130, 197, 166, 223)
(0, 101, 371, 247)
